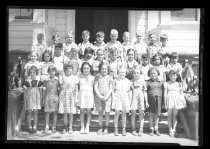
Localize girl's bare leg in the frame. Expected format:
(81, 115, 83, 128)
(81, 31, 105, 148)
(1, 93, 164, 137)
(33, 110, 38, 132)
(27, 110, 32, 130)
(52, 111, 57, 132)
(80, 108, 85, 133)
(85, 108, 92, 133)
(168, 109, 173, 136)
(121, 110, 127, 136)
(172, 109, 178, 134)
(114, 110, 120, 136)
(68, 113, 73, 133)
(45, 112, 50, 132)
(149, 113, 154, 135)
(139, 110, 144, 136)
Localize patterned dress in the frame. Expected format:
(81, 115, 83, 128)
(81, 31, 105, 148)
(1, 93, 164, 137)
(78, 75, 95, 109)
(24, 77, 42, 111)
(43, 76, 59, 112)
(112, 78, 131, 113)
(40, 61, 53, 81)
(146, 79, 164, 115)
(130, 76, 147, 111)
(165, 82, 186, 109)
(94, 75, 113, 112)
(59, 74, 79, 114)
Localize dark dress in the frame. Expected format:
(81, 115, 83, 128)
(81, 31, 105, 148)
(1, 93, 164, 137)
(146, 79, 164, 115)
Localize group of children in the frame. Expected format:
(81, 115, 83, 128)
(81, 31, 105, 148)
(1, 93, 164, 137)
(22, 28, 187, 138)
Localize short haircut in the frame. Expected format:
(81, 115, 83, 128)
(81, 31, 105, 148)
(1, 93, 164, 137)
(136, 30, 144, 36)
(98, 61, 110, 74)
(147, 67, 160, 76)
(117, 64, 127, 74)
(123, 31, 130, 37)
(160, 34, 168, 40)
(84, 47, 94, 56)
(141, 54, 149, 59)
(37, 33, 45, 40)
(109, 47, 118, 54)
(80, 61, 93, 75)
(170, 52, 179, 58)
(151, 54, 163, 64)
(127, 48, 135, 55)
(66, 31, 75, 38)
(28, 65, 39, 76)
(110, 29, 118, 36)
(55, 43, 63, 49)
(82, 30, 90, 36)
(96, 31, 105, 38)
(148, 33, 156, 38)
(52, 34, 60, 40)
(63, 63, 74, 72)
(29, 50, 38, 58)
(42, 50, 53, 62)
(96, 48, 104, 55)
(47, 65, 57, 73)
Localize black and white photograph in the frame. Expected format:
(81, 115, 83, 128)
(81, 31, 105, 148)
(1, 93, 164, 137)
(7, 7, 202, 146)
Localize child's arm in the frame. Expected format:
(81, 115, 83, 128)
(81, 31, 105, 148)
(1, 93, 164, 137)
(42, 80, 46, 106)
(163, 82, 168, 109)
(94, 82, 104, 99)
(104, 82, 113, 102)
(75, 84, 78, 106)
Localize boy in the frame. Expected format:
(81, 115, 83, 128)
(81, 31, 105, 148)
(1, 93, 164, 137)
(53, 43, 64, 76)
(159, 34, 170, 68)
(140, 54, 152, 81)
(147, 33, 160, 64)
(93, 31, 106, 59)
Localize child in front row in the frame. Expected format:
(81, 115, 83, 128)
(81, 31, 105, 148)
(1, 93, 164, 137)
(23, 66, 43, 133)
(112, 65, 132, 136)
(59, 64, 79, 134)
(94, 62, 113, 135)
(164, 70, 186, 137)
(42, 65, 59, 133)
(78, 62, 95, 134)
(130, 66, 149, 136)
(146, 67, 165, 136)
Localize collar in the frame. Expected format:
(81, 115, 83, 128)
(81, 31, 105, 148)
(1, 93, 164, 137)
(47, 76, 58, 81)
(148, 78, 161, 83)
(94, 41, 105, 46)
(27, 76, 39, 82)
(122, 42, 131, 46)
(148, 43, 157, 47)
(82, 41, 90, 45)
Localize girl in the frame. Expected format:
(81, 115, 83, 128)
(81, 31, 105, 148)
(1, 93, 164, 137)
(112, 65, 132, 136)
(140, 54, 152, 81)
(40, 51, 53, 82)
(125, 49, 139, 80)
(69, 46, 81, 75)
(59, 64, 79, 134)
(92, 49, 108, 77)
(47, 33, 60, 61)
(31, 33, 48, 62)
(130, 67, 149, 136)
(23, 66, 42, 133)
(42, 65, 59, 133)
(78, 30, 93, 60)
(81, 47, 95, 66)
(146, 67, 165, 136)
(94, 62, 113, 135)
(122, 31, 134, 61)
(24, 50, 41, 80)
(151, 54, 167, 82)
(134, 30, 147, 62)
(78, 62, 95, 134)
(164, 70, 186, 137)
(63, 31, 77, 65)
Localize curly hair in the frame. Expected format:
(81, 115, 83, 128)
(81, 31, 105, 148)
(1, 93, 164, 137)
(80, 61, 93, 75)
(151, 54, 163, 64)
(42, 50, 53, 62)
(28, 65, 39, 76)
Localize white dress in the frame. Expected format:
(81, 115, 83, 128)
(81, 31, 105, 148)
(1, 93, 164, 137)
(78, 75, 95, 109)
(165, 82, 186, 109)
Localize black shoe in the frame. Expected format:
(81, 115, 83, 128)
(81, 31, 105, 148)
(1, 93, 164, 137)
(154, 129, 160, 136)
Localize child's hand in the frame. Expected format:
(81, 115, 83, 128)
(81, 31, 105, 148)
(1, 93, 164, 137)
(145, 102, 149, 108)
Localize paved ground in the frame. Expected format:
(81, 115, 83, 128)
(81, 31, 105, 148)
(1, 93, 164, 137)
(8, 130, 198, 146)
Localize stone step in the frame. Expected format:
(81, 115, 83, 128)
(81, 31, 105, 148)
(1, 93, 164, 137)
(20, 111, 184, 133)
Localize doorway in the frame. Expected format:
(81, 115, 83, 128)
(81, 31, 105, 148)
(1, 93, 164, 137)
(75, 10, 128, 44)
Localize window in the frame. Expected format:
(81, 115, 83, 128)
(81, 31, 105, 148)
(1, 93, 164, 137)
(171, 8, 197, 21)
(15, 9, 33, 19)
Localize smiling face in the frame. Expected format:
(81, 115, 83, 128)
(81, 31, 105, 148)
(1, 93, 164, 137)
(82, 34, 90, 43)
(83, 64, 91, 76)
(49, 69, 56, 78)
(123, 34, 130, 43)
(127, 50, 134, 61)
(110, 34, 118, 42)
(136, 33, 143, 42)
(118, 69, 126, 79)
(97, 50, 104, 61)
(29, 69, 37, 79)
(101, 65, 108, 76)
(142, 57, 148, 66)
(65, 67, 73, 76)
(66, 35, 74, 43)
(149, 69, 158, 80)
(44, 53, 50, 62)
(37, 36, 45, 45)
(133, 69, 141, 80)
(30, 52, 37, 62)
(149, 34, 156, 44)
(96, 36, 104, 44)
(54, 48, 62, 57)
(169, 73, 177, 82)
(153, 56, 161, 66)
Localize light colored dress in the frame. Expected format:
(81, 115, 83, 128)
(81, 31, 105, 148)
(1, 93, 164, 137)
(165, 82, 186, 109)
(40, 61, 53, 81)
(94, 75, 113, 112)
(130, 76, 147, 111)
(59, 74, 79, 114)
(24, 76, 42, 111)
(53, 56, 64, 74)
(43, 76, 59, 112)
(78, 74, 95, 109)
(112, 78, 131, 113)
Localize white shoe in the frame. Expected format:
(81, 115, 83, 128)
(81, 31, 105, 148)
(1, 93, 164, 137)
(84, 127, 89, 134)
(80, 128, 85, 134)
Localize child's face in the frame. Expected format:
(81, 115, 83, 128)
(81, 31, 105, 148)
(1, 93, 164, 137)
(101, 65, 108, 76)
(85, 52, 93, 60)
(110, 34, 118, 42)
(160, 39, 168, 46)
(118, 69, 126, 79)
(66, 35, 74, 43)
(65, 67, 73, 76)
(96, 36, 104, 43)
(64, 51, 71, 57)
(149, 69, 158, 80)
(127, 50, 134, 61)
(136, 33, 143, 42)
(29, 69, 37, 78)
(110, 52, 117, 61)
(83, 64, 91, 75)
(153, 56, 161, 66)
(38, 37, 44, 45)
(30, 53, 37, 62)
(82, 34, 90, 42)
(169, 73, 177, 82)
(149, 34, 156, 44)
(72, 49, 79, 57)
(49, 70, 56, 78)
(44, 53, 50, 62)
(97, 50, 104, 61)
(123, 34, 129, 42)
(171, 56, 178, 64)
(142, 58, 148, 65)
(54, 48, 62, 57)
(53, 37, 60, 44)
(133, 69, 141, 79)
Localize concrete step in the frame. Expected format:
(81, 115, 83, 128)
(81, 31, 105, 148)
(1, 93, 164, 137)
(20, 110, 184, 133)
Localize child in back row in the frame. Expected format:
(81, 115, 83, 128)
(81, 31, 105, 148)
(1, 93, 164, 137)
(122, 31, 133, 61)
(53, 43, 64, 76)
(93, 31, 107, 59)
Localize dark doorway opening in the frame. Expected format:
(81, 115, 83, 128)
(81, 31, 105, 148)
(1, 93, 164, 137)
(75, 10, 128, 44)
